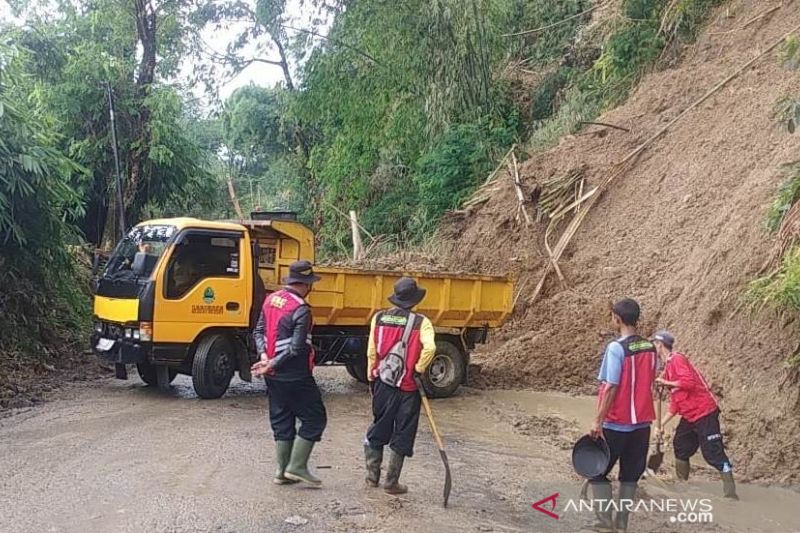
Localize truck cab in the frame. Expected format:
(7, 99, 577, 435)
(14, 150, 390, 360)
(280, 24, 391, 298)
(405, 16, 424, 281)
(92, 214, 513, 399)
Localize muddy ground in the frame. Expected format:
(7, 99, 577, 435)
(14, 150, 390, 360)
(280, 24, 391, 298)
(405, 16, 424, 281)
(1, 368, 799, 533)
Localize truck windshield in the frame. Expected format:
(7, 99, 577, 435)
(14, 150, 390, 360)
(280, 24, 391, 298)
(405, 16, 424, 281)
(104, 224, 176, 278)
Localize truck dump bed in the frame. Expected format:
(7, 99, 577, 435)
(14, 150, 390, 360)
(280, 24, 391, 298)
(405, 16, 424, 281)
(305, 266, 514, 328)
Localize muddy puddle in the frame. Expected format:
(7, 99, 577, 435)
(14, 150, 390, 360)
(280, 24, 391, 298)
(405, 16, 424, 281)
(1, 369, 799, 532)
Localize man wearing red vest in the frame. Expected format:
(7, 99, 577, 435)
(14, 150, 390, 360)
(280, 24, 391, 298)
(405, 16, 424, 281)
(251, 260, 327, 486)
(589, 298, 657, 533)
(652, 331, 738, 499)
(363, 277, 436, 495)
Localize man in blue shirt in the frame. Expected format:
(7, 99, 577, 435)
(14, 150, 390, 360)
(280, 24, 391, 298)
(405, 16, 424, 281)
(589, 298, 657, 533)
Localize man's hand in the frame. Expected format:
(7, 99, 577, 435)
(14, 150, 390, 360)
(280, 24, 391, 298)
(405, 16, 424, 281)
(589, 420, 603, 439)
(251, 359, 271, 377)
(655, 377, 678, 388)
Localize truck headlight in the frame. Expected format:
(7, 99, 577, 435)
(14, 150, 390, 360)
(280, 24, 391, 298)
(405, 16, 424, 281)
(124, 328, 132, 339)
(94, 322, 104, 334)
(139, 322, 152, 342)
(132, 329, 140, 340)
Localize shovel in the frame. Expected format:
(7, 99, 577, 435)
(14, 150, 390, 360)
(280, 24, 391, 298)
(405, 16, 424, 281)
(647, 387, 665, 472)
(415, 376, 452, 508)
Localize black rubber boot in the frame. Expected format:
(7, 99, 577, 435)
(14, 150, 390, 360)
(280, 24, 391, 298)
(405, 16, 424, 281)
(587, 481, 615, 532)
(364, 444, 383, 488)
(721, 471, 739, 500)
(284, 437, 322, 486)
(273, 439, 298, 485)
(383, 449, 408, 495)
(615, 482, 637, 533)
(675, 458, 690, 481)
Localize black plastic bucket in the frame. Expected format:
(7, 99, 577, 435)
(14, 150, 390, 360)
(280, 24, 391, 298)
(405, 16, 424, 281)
(572, 435, 611, 478)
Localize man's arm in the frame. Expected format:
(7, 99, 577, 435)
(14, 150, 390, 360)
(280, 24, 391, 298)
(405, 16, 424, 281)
(366, 314, 378, 382)
(592, 385, 617, 438)
(253, 311, 266, 359)
(270, 305, 312, 370)
(591, 341, 623, 438)
(414, 317, 436, 375)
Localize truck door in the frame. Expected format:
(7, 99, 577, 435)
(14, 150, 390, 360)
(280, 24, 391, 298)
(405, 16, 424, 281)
(153, 229, 249, 347)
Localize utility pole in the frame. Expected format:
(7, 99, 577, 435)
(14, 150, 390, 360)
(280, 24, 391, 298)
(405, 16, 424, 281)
(105, 82, 126, 242)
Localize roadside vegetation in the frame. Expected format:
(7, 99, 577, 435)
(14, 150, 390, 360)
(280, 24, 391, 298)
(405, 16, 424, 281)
(0, 0, 723, 371)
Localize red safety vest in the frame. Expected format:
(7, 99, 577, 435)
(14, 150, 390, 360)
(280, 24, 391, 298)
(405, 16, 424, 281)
(261, 288, 315, 376)
(370, 309, 425, 392)
(600, 336, 657, 425)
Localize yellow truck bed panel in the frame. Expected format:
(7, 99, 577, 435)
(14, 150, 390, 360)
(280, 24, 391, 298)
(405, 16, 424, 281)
(304, 266, 513, 328)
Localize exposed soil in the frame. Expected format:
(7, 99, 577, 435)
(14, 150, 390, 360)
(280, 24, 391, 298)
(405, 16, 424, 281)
(438, 0, 800, 483)
(3, 370, 800, 533)
(0, 349, 109, 415)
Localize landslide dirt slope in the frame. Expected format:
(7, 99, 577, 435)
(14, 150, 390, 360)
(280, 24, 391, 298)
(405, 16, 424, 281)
(442, 0, 800, 482)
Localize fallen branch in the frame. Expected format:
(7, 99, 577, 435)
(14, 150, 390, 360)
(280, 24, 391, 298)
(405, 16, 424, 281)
(485, 144, 517, 185)
(503, 4, 604, 37)
(529, 19, 800, 304)
(578, 121, 630, 132)
(709, 4, 780, 36)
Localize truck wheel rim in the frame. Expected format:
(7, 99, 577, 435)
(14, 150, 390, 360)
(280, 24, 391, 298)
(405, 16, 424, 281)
(430, 354, 454, 387)
(214, 351, 233, 386)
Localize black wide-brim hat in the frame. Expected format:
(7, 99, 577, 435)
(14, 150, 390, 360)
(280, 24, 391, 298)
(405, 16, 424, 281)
(283, 260, 322, 285)
(572, 435, 611, 478)
(388, 277, 426, 309)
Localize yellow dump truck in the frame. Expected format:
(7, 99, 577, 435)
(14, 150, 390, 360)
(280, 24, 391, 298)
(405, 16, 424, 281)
(91, 213, 513, 398)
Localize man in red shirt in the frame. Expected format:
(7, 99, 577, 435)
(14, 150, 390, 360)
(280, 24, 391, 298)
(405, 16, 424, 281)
(652, 331, 738, 499)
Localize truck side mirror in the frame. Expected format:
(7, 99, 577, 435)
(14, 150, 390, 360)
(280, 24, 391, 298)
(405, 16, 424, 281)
(132, 252, 148, 276)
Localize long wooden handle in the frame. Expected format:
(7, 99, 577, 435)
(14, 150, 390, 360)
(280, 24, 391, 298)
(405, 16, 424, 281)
(415, 377, 446, 451)
(420, 394, 446, 451)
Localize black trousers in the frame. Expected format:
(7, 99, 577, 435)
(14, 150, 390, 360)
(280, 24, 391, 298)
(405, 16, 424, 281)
(673, 409, 731, 472)
(366, 380, 421, 457)
(266, 376, 327, 442)
(591, 426, 651, 483)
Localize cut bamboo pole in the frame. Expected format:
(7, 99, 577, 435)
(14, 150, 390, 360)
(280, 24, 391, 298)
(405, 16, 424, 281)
(509, 152, 532, 227)
(350, 210, 364, 261)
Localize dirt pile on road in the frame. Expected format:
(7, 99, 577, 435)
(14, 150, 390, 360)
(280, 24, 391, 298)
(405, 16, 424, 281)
(442, 0, 800, 482)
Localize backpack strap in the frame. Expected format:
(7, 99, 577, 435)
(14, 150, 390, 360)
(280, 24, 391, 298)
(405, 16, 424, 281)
(400, 312, 416, 346)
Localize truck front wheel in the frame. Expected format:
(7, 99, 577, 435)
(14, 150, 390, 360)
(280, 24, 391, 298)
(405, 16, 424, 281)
(136, 362, 177, 387)
(192, 333, 235, 399)
(421, 340, 466, 398)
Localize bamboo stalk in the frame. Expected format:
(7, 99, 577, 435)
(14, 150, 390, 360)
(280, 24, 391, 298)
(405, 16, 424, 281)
(503, 4, 605, 37)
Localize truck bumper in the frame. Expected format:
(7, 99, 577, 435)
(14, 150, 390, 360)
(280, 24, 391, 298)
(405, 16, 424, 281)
(91, 333, 149, 365)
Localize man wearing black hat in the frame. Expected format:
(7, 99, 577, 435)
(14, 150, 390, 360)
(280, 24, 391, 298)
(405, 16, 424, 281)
(363, 277, 436, 494)
(251, 260, 327, 486)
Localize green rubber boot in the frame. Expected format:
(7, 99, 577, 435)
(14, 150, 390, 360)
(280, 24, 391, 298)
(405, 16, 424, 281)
(364, 444, 383, 488)
(675, 459, 690, 481)
(721, 471, 739, 500)
(284, 437, 322, 486)
(615, 482, 637, 533)
(383, 449, 408, 495)
(587, 481, 615, 532)
(273, 439, 298, 485)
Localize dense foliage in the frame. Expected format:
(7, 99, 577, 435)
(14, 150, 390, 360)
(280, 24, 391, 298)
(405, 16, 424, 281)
(0, 0, 724, 360)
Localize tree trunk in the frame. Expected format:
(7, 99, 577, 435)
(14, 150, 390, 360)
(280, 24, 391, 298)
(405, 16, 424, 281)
(124, 0, 157, 220)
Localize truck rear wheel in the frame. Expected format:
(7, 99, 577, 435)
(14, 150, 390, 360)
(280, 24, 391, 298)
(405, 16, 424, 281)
(421, 340, 466, 398)
(192, 333, 235, 399)
(136, 362, 177, 387)
(345, 354, 368, 383)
